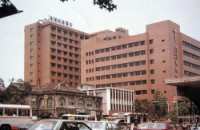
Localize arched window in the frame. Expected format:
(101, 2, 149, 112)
(39, 98, 44, 107)
(78, 99, 85, 107)
(31, 98, 37, 106)
(68, 98, 76, 105)
(96, 101, 100, 108)
(47, 97, 53, 107)
(59, 97, 65, 106)
(87, 99, 92, 107)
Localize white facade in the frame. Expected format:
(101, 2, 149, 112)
(78, 86, 135, 116)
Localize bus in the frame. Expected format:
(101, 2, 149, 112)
(62, 114, 96, 121)
(0, 104, 37, 130)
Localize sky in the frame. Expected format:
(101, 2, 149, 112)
(0, 0, 199, 87)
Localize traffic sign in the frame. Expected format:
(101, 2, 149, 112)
(173, 96, 178, 101)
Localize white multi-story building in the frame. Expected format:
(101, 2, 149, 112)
(77, 85, 134, 116)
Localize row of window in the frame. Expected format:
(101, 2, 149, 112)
(51, 34, 82, 46)
(183, 41, 200, 52)
(184, 70, 200, 76)
(51, 26, 89, 40)
(51, 49, 80, 58)
(95, 60, 146, 72)
(51, 41, 80, 51)
(51, 55, 79, 65)
(95, 70, 146, 80)
(95, 50, 146, 63)
(135, 89, 166, 95)
(86, 69, 155, 82)
(184, 61, 200, 70)
(87, 70, 146, 82)
(110, 90, 134, 101)
(93, 40, 145, 55)
(103, 35, 123, 41)
(51, 63, 80, 71)
(183, 50, 200, 61)
(33, 97, 100, 108)
(96, 79, 151, 88)
(111, 104, 132, 111)
(51, 71, 79, 79)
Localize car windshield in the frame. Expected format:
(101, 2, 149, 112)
(29, 120, 58, 130)
(138, 123, 167, 129)
(85, 122, 104, 129)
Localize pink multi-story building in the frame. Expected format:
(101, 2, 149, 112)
(24, 17, 89, 86)
(81, 20, 200, 102)
(24, 18, 200, 105)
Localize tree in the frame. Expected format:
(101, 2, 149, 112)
(151, 90, 168, 121)
(0, 78, 5, 89)
(0, 81, 32, 104)
(134, 99, 153, 114)
(60, 0, 117, 12)
(16, 78, 24, 84)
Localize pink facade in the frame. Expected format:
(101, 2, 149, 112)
(24, 20, 89, 86)
(81, 20, 200, 103)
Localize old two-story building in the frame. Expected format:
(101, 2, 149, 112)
(10, 82, 103, 119)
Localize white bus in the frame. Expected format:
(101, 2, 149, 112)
(62, 114, 96, 121)
(0, 104, 37, 130)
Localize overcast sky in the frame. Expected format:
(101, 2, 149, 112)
(0, 0, 199, 87)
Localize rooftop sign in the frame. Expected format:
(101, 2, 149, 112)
(48, 15, 72, 28)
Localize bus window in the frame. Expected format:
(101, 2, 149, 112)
(0, 108, 3, 116)
(19, 109, 30, 116)
(5, 108, 17, 116)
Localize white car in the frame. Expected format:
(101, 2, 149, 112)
(191, 123, 200, 130)
(84, 121, 120, 130)
(29, 119, 92, 130)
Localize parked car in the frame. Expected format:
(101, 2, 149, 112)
(190, 123, 200, 130)
(84, 121, 120, 130)
(29, 119, 92, 130)
(137, 122, 183, 130)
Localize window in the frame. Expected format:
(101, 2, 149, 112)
(30, 41, 33, 46)
(150, 69, 155, 74)
(151, 79, 155, 84)
(39, 98, 44, 107)
(30, 64, 33, 68)
(30, 34, 33, 39)
(78, 99, 85, 107)
(149, 39, 153, 44)
(47, 97, 53, 107)
(30, 56, 33, 60)
(31, 98, 37, 106)
(150, 49, 154, 54)
(30, 28, 33, 32)
(87, 100, 92, 107)
(96, 101, 100, 108)
(151, 89, 155, 94)
(59, 97, 65, 106)
(150, 59, 154, 64)
(68, 98, 76, 105)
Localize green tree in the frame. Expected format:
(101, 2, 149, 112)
(60, 0, 117, 12)
(0, 81, 32, 104)
(151, 90, 168, 120)
(0, 78, 5, 89)
(178, 98, 199, 116)
(134, 99, 153, 114)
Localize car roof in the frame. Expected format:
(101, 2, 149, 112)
(39, 119, 85, 122)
